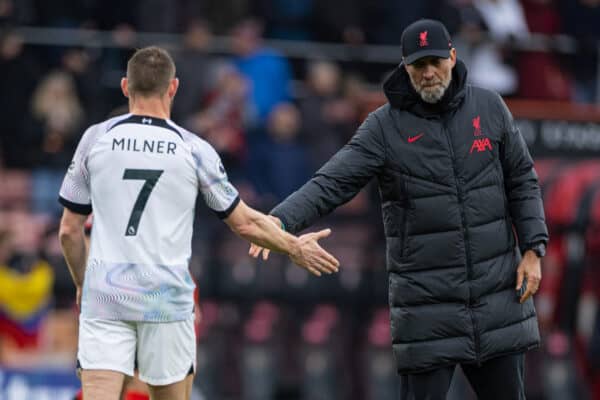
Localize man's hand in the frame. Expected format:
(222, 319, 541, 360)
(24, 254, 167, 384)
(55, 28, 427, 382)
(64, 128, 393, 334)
(248, 215, 281, 260)
(288, 229, 339, 276)
(226, 202, 338, 275)
(516, 250, 542, 304)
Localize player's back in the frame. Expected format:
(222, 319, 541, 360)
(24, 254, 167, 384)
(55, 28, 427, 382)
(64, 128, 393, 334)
(60, 114, 239, 322)
(89, 114, 197, 272)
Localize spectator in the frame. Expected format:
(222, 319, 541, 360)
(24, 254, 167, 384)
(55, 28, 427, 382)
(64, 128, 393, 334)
(248, 102, 311, 205)
(299, 61, 354, 169)
(185, 64, 250, 174)
(172, 19, 220, 121)
(24, 71, 84, 216)
(61, 48, 107, 124)
(231, 18, 293, 125)
(0, 217, 53, 352)
(473, 0, 529, 41)
(453, 2, 520, 95)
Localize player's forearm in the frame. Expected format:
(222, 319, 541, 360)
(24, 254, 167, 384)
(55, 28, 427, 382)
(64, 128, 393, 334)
(235, 210, 300, 257)
(59, 227, 87, 287)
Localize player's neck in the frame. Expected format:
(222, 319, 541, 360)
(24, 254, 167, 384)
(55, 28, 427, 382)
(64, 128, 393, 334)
(128, 97, 171, 120)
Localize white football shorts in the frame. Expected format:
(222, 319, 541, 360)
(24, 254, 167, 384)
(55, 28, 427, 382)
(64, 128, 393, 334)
(77, 314, 196, 386)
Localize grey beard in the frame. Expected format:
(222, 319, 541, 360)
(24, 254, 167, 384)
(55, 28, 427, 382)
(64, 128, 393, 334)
(411, 76, 452, 104)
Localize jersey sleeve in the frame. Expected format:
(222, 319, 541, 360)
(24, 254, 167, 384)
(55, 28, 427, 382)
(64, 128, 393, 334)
(58, 126, 97, 215)
(192, 140, 240, 219)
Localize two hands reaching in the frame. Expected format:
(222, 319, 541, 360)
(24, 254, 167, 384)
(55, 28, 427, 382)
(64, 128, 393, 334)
(248, 216, 340, 276)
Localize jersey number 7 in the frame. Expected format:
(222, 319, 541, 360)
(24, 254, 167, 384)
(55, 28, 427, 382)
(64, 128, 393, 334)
(123, 169, 164, 236)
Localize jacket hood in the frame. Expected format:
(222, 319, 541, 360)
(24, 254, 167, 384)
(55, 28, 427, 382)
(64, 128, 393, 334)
(383, 59, 468, 117)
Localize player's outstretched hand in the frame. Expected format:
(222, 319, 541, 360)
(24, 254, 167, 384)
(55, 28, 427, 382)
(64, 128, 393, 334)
(289, 229, 340, 276)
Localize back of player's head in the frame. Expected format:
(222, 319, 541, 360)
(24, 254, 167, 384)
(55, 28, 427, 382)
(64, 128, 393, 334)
(126, 46, 175, 97)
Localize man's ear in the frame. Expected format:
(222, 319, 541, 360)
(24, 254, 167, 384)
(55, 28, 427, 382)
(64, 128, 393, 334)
(121, 78, 129, 98)
(449, 48, 457, 67)
(168, 78, 179, 98)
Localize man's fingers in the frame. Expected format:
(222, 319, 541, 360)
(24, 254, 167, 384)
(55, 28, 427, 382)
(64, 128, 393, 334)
(519, 275, 540, 303)
(324, 251, 339, 269)
(318, 255, 339, 273)
(310, 246, 339, 273)
(312, 228, 332, 240)
(515, 267, 525, 291)
(519, 288, 532, 304)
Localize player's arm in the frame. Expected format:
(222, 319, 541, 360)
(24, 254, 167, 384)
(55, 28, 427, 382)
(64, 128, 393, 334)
(59, 208, 88, 290)
(224, 200, 339, 276)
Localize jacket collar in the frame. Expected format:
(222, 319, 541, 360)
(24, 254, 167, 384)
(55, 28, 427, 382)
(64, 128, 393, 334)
(383, 59, 468, 118)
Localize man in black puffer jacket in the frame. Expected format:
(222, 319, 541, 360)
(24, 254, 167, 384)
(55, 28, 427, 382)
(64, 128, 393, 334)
(251, 19, 548, 399)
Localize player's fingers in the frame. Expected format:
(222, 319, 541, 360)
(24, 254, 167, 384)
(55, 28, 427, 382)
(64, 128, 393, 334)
(262, 249, 271, 260)
(249, 244, 261, 258)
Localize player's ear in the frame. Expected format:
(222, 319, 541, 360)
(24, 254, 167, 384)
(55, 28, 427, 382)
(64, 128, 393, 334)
(121, 78, 129, 98)
(168, 78, 179, 98)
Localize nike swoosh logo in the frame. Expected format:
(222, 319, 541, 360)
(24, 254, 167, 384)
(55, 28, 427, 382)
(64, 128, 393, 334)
(408, 133, 424, 143)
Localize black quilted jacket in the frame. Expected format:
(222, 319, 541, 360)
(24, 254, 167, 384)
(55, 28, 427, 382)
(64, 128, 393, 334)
(271, 60, 549, 373)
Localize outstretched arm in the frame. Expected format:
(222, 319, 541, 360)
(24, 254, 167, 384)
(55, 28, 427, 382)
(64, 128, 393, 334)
(225, 200, 339, 276)
(250, 112, 386, 260)
(270, 112, 386, 233)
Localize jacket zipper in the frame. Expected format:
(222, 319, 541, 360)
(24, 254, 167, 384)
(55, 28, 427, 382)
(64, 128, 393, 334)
(441, 121, 481, 365)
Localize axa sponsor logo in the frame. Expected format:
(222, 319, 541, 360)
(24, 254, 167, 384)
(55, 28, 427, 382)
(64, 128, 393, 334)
(470, 137, 492, 153)
(419, 31, 428, 47)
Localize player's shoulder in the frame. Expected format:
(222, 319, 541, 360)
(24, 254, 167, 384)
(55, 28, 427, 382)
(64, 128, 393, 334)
(83, 113, 132, 139)
(167, 120, 219, 158)
(74, 113, 132, 153)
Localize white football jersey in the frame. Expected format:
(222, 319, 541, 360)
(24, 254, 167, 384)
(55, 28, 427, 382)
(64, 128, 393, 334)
(59, 114, 239, 322)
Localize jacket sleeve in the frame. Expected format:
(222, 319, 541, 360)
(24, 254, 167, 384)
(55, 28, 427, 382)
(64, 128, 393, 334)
(497, 95, 549, 253)
(270, 112, 386, 234)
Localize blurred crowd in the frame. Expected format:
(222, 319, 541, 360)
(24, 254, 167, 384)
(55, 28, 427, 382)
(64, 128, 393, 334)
(0, 0, 599, 399)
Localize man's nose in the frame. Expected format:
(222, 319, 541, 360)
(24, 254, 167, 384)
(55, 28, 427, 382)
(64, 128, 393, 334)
(422, 65, 435, 79)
